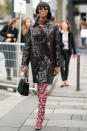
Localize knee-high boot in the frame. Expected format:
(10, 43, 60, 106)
(35, 83, 47, 129)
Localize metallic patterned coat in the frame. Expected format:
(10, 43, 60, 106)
(22, 18, 61, 84)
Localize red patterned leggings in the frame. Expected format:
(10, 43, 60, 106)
(36, 83, 48, 127)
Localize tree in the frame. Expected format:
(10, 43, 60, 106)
(4, 0, 12, 15)
(0, 2, 6, 16)
(0, 0, 12, 16)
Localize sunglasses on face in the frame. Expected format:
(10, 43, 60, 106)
(39, 6, 48, 11)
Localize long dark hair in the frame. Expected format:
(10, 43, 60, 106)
(22, 18, 32, 35)
(36, 2, 52, 20)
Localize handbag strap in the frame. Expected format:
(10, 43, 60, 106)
(23, 73, 28, 82)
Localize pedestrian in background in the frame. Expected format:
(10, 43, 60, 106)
(20, 18, 32, 71)
(50, 16, 56, 22)
(51, 16, 61, 32)
(21, 18, 32, 44)
(0, 18, 19, 80)
(60, 20, 76, 87)
(1, 18, 19, 43)
(22, 2, 61, 130)
(80, 17, 87, 49)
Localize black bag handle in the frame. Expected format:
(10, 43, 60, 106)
(23, 73, 28, 82)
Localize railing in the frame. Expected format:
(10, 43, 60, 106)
(0, 42, 36, 94)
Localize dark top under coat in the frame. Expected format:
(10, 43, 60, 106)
(60, 31, 76, 55)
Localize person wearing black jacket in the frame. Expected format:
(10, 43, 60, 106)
(60, 20, 76, 87)
(0, 18, 19, 42)
(20, 18, 32, 71)
(21, 18, 32, 43)
(0, 18, 19, 80)
(21, 18, 32, 53)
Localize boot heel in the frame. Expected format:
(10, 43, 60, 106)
(35, 124, 42, 130)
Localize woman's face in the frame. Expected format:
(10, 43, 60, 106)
(25, 19, 32, 28)
(62, 22, 68, 30)
(38, 6, 48, 19)
(15, 19, 20, 27)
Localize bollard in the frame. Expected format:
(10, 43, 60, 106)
(77, 53, 80, 91)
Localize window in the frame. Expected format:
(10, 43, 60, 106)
(26, 0, 30, 3)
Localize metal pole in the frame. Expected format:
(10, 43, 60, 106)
(17, 2, 22, 84)
(16, 13, 21, 87)
(19, 13, 22, 43)
(77, 53, 80, 91)
(18, 12, 22, 78)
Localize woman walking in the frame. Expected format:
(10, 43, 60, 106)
(60, 20, 76, 87)
(80, 17, 87, 49)
(22, 2, 61, 130)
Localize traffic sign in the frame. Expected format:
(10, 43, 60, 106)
(14, 0, 26, 14)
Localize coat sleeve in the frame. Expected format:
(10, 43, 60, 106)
(22, 28, 31, 66)
(14, 30, 18, 40)
(71, 33, 76, 55)
(53, 25, 61, 67)
(0, 25, 8, 37)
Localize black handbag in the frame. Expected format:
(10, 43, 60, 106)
(0, 34, 5, 42)
(17, 73, 29, 96)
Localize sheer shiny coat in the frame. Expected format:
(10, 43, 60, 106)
(22, 18, 61, 84)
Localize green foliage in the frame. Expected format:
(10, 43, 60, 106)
(0, 0, 12, 16)
(4, 0, 12, 15)
(0, 3, 6, 16)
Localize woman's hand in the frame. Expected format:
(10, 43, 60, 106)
(7, 33, 14, 38)
(72, 55, 77, 59)
(23, 66, 28, 73)
(64, 42, 68, 46)
(13, 38, 16, 42)
(5, 38, 11, 42)
(54, 67, 59, 75)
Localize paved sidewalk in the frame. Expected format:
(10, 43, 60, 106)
(0, 54, 87, 131)
(51, 54, 87, 97)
